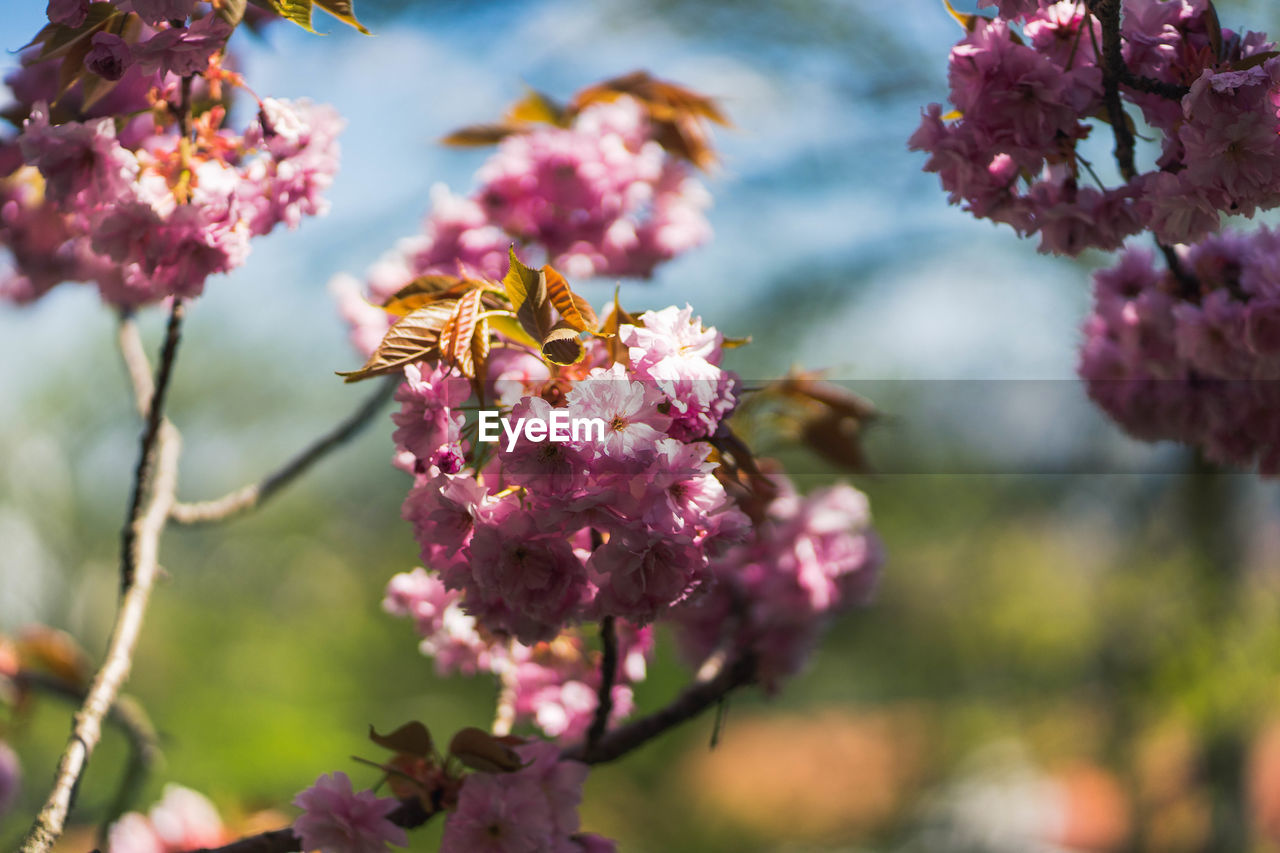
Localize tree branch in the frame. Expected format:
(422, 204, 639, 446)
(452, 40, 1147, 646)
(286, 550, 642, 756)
(169, 376, 398, 525)
(4, 670, 161, 838)
(20, 423, 182, 853)
(562, 651, 757, 766)
(117, 312, 156, 416)
(20, 298, 185, 853)
(1119, 69, 1190, 100)
(1087, 0, 1137, 181)
(185, 796, 432, 853)
(584, 616, 617, 759)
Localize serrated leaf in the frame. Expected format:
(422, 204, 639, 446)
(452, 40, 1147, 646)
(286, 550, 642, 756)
(315, 0, 370, 33)
(381, 274, 471, 316)
(440, 123, 523, 147)
(502, 246, 554, 345)
(439, 288, 484, 378)
(542, 265, 598, 332)
(369, 722, 434, 757)
(338, 300, 456, 382)
(448, 727, 524, 773)
(541, 321, 585, 366)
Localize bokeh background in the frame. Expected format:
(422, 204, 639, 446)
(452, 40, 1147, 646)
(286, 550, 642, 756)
(5, 0, 1280, 850)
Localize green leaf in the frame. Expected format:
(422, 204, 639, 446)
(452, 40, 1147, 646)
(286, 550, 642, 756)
(315, 0, 370, 34)
(216, 0, 250, 27)
(488, 312, 541, 350)
(266, 0, 316, 32)
(369, 722, 434, 758)
(502, 246, 554, 345)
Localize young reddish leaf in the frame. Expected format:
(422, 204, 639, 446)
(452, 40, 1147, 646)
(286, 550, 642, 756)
(572, 71, 729, 170)
(541, 321, 585, 366)
(448, 727, 524, 773)
(314, 0, 370, 34)
(369, 722, 434, 758)
(601, 287, 638, 366)
(17, 627, 90, 687)
(573, 71, 728, 127)
(440, 123, 524, 147)
(542, 265, 598, 332)
(439, 287, 484, 378)
(381, 274, 472, 316)
(337, 300, 456, 382)
(502, 246, 554, 345)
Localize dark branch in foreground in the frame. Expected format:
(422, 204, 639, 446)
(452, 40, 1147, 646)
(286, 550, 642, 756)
(585, 615, 618, 759)
(1119, 69, 1190, 100)
(179, 654, 756, 852)
(563, 651, 757, 766)
(1088, 0, 1138, 181)
(186, 796, 432, 853)
(170, 375, 398, 525)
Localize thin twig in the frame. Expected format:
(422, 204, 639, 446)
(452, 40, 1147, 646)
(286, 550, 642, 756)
(117, 312, 156, 416)
(169, 376, 398, 525)
(20, 423, 182, 853)
(121, 301, 185, 589)
(585, 616, 617, 759)
(562, 651, 757, 766)
(4, 670, 162, 839)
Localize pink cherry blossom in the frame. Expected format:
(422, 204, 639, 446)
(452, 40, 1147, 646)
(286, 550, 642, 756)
(293, 772, 408, 853)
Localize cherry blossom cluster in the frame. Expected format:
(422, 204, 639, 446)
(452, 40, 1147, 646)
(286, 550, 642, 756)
(672, 477, 882, 692)
(333, 93, 712, 356)
(440, 741, 612, 853)
(1079, 231, 1280, 473)
(909, 0, 1280, 254)
(0, 2, 341, 305)
(107, 784, 229, 852)
(392, 303, 749, 645)
(385, 568, 653, 740)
